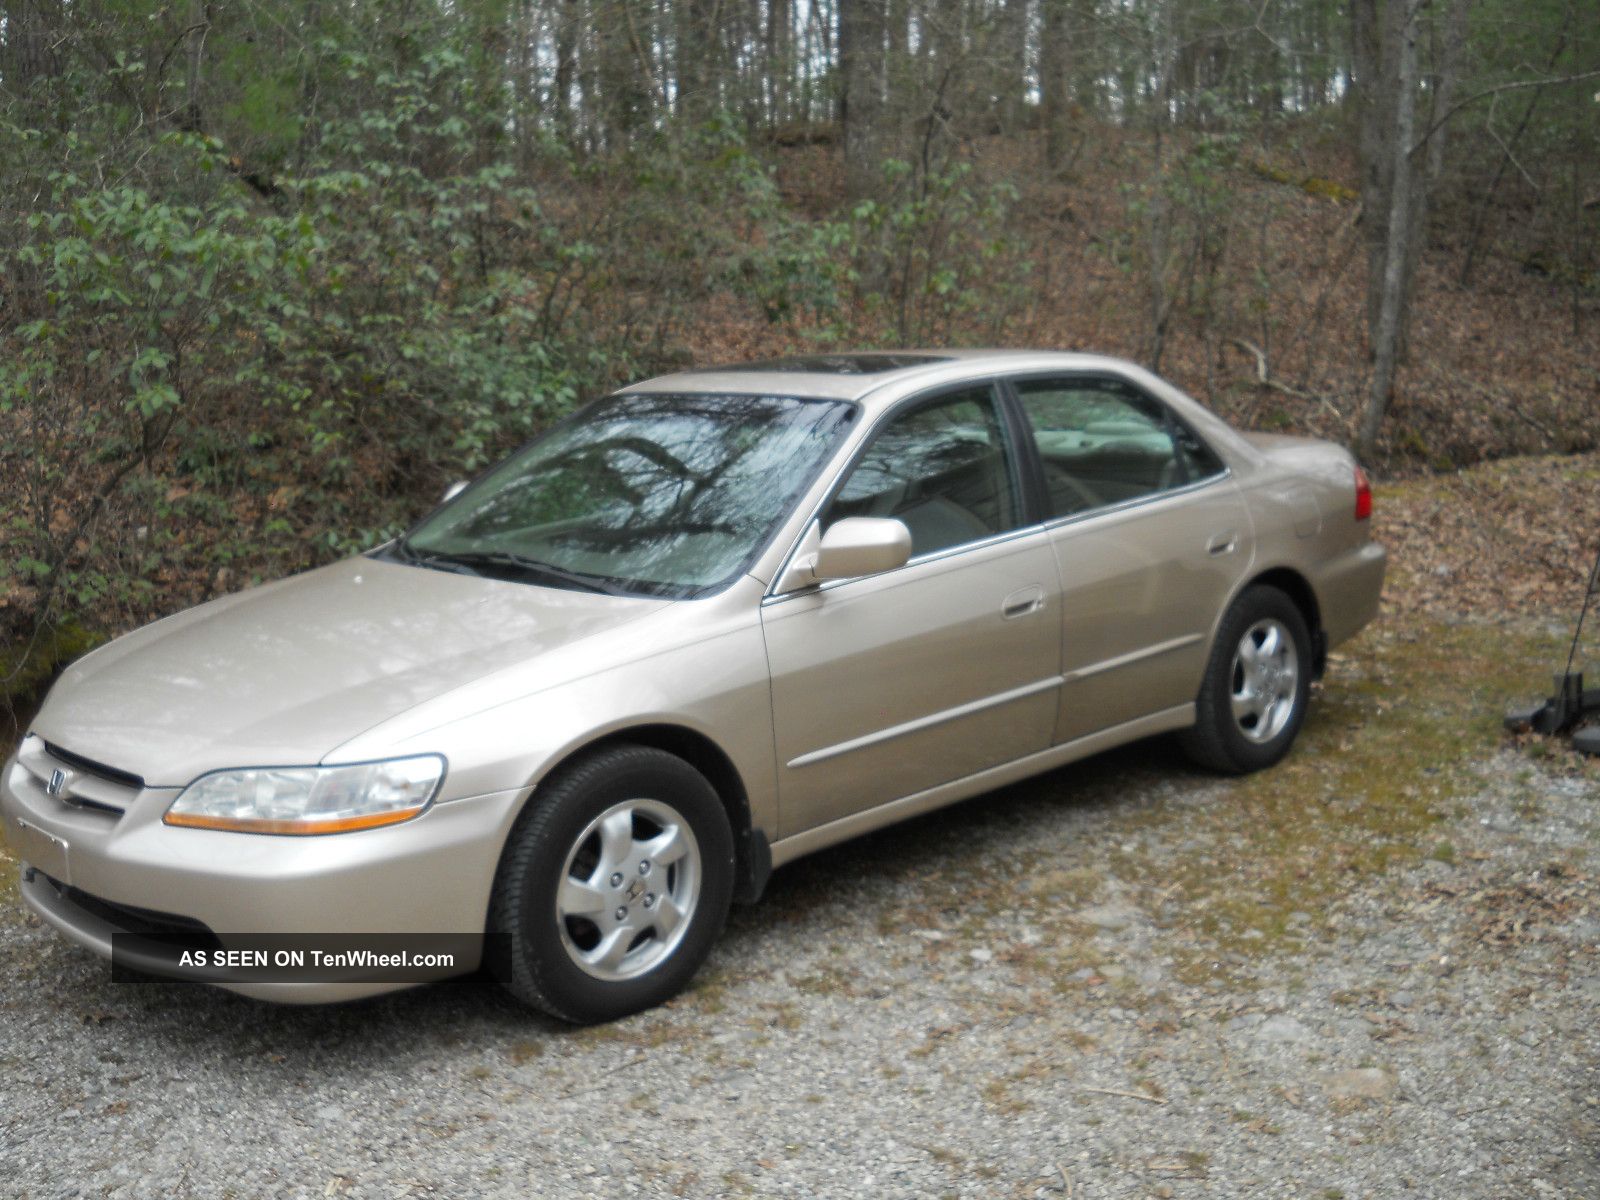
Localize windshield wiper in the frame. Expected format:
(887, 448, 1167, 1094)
(386, 537, 484, 577)
(439, 550, 635, 597)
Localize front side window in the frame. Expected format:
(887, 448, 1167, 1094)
(1015, 377, 1221, 519)
(397, 393, 855, 597)
(823, 386, 1022, 558)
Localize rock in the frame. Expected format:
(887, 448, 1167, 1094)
(969, 948, 993, 964)
(1130, 960, 1164, 986)
(1074, 903, 1137, 931)
(1390, 990, 1414, 1009)
(1323, 1068, 1396, 1102)
(1255, 1015, 1313, 1043)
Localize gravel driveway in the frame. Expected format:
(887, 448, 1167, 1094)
(3, 629, 1598, 1199)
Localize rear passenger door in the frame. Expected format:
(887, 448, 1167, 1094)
(1008, 374, 1253, 744)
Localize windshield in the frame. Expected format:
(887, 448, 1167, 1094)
(395, 392, 855, 597)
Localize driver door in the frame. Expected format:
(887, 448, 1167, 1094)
(760, 384, 1063, 840)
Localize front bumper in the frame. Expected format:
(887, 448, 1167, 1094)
(1, 748, 527, 1003)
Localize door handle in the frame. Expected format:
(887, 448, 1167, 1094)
(1207, 532, 1238, 556)
(1002, 585, 1046, 619)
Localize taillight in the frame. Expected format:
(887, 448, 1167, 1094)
(1353, 465, 1373, 521)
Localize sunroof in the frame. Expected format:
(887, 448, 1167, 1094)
(706, 353, 953, 376)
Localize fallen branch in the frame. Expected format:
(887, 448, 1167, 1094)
(1231, 337, 1346, 428)
(1505, 400, 1557, 444)
(1081, 1086, 1168, 1105)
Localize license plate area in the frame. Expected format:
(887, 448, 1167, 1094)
(12, 817, 71, 885)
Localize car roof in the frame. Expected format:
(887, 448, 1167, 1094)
(621, 349, 1144, 407)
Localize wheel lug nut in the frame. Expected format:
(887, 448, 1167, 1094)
(639, 861, 651, 875)
(643, 894, 656, 908)
(614, 907, 628, 921)
(610, 873, 624, 887)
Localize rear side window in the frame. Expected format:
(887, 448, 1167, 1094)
(1014, 377, 1222, 519)
(825, 386, 1022, 558)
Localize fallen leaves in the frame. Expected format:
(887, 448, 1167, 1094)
(1375, 453, 1600, 624)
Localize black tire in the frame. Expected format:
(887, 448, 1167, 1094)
(1180, 584, 1313, 775)
(486, 745, 734, 1023)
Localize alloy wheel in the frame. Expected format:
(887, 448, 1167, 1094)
(555, 798, 701, 982)
(1229, 617, 1300, 744)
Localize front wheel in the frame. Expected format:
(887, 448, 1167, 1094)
(1180, 585, 1312, 774)
(486, 745, 734, 1023)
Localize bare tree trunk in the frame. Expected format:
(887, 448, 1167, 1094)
(1143, 23, 1177, 373)
(1395, 0, 1466, 343)
(677, 0, 712, 122)
(1350, 0, 1392, 340)
(182, 1, 210, 131)
(886, 0, 908, 56)
(840, 0, 888, 198)
(1457, 89, 1542, 287)
(1040, 0, 1071, 168)
(511, 0, 534, 157)
(1072, 0, 1098, 114)
(1459, 15, 1567, 286)
(553, 0, 579, 141)
(767, 0, 792, 126)
(1, 0, 60, 100)
(1568, 83, 1587, 339)
(597, 0, 652, 145)
(997, 0, 1029, 132)
(1146, 126, 1172, 373)
(1355, 0, 1424, 462)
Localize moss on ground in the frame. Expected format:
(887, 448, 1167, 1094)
(1152, 617, 1577, 983)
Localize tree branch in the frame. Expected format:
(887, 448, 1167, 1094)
(1410, 69, 1600, 157)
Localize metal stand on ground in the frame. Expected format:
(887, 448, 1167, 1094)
(1504, 539, 1600, 754)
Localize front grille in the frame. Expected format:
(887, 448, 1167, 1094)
(16, 736, 142, 816)
(41, 741, 145, 791)
(38, 872, 221, 952)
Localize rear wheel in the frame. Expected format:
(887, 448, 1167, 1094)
(486, 745, 734, 1023)
(1180, 585, 1312, 774)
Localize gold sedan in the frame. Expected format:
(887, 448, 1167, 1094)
(1, 351, 1385, 1021)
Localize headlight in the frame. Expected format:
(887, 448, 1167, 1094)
(163, 755, 445, 835)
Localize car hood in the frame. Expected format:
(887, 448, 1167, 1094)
(31, 556, 671, 787)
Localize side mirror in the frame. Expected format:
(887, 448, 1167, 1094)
(814, 517, 912, 581)
(441, 481, 468, 503)
(773, 517, 913, 593)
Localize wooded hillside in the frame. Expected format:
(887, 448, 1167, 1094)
(1, 0, 1597, 700)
